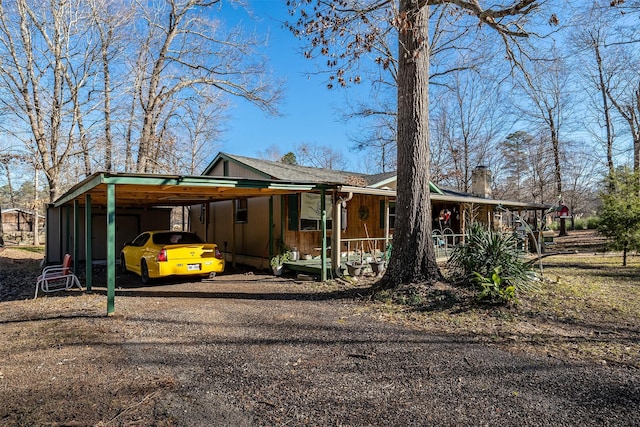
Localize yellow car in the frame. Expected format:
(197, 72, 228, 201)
(120, 231, 225, 283)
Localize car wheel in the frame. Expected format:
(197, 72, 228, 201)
(141, 259, 150, 284)
(120, 254, 128, 274)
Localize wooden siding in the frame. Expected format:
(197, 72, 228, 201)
(283, 193, 393, 257)
(204, 196, 282, 261)
(206, 159, 266, 180)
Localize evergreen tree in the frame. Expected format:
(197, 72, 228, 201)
(598, 167, 640, 266)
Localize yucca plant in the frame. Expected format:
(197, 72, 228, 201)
(447, 224, 536, 297)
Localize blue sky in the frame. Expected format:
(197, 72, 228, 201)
(218, 1, 374, 173)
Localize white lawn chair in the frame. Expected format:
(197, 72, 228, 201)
(34, 254, 83, 299)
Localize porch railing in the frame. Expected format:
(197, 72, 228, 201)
(338, 233, 466, 263)
(432, 232, 464, 259)
(340, 237, 391, 264)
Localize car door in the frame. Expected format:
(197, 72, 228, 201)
(126, 232, 151, 274)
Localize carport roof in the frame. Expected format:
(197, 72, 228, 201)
(52, 172, 331, 208)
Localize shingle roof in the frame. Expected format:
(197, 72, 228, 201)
(220, 153, 376, 186)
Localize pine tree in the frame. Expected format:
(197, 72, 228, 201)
(598, 167, 640, 266)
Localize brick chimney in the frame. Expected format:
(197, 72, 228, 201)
(471, 166, 492, 198)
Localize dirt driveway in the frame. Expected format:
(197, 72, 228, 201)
(1, 251, 639, 426)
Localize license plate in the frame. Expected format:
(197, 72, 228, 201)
(187, 264, 201, 271)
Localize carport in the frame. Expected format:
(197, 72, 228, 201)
(50, 172, 329, 315)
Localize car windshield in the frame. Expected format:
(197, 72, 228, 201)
(153, 232, 204, 245)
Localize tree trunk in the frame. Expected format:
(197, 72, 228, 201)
(33, 167, 39, 246)
(379, 3, 441, 288)
(548, 109, 567, 237)
(101, 33, 113, 172)
(593, 38, 614, 177)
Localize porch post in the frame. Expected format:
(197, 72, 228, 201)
(320, 189, 327, 281)
(106, 183, 116, 315)
(85, 194, 92, 292)
(73, 199, 80, 271)
(231, 200, 236, 268)
(269, 196, 274, 259)
(384, 197, 390, 252)
(332, 192, 341, 277)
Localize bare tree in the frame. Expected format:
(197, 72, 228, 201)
(495, 130, 554, 204)
(288, 0, 551, 288)
(342, 4, 500, 174)
(0, 0, 100, 202)
(0, 154, 17, 207)
(581, 28, 617, 176)
(346, 96, 397, 173)
(258, 145, 284, 162)
(512, 49, 573, 234)
(606, 79, 640, 175)
(87, 0, 134, 172)
(430, 70, 506, 192)
(177, 93, 227, 174)
(130, 0, 281, 173)
(296, 143, 347, 170)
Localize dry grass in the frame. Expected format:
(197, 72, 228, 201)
(369, 253, 640, 368)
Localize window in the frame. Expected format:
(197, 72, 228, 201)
(235, 199, 248, 223)
(153, 232, 204, 245)
(289, 193, 332, 231)
(380, 201, 396, 229)
(131, 233, 150, 247)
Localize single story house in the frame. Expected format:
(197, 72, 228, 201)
(45, 153, 549, 314)
(191, 153, 551, 275)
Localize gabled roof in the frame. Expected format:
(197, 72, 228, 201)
(201, 152, 547, 208)
(204, 153, 374, 185)
(1, 208, 45, 218)
(204, 152, 443, 193)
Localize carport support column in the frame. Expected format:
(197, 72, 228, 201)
(106, 183, 116, 315)
(85, 194, 92, 292)
(73, 200, 80, 272)
(321, 189, 327, 282)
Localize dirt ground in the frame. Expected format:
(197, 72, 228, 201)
(1, 231, 639, 426)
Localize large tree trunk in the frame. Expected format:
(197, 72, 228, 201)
(380, 3, 441, 288)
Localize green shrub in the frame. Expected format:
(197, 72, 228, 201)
(572, 218, 586, 230)
(473, 267, 517, 304)
(586, 217, 600, 229)
(447, 224, 536, 297)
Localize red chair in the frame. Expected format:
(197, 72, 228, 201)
(34, 254, 83, 299)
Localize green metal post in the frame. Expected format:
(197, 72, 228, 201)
(65, 206, 71, 257)
(106, 183, 116, 315)
(85, 194, 92, 292)
(58, 206, 64, 263)
(320, 189, 327, 281)
(73, 200, 79, 273)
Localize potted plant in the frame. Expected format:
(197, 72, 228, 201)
(270, 251, 290, 276)
(369, 258, 385, 276)
(345, 261, 363, 277)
